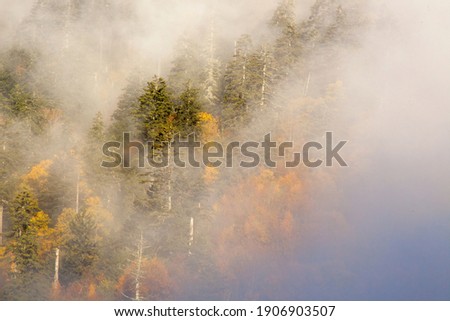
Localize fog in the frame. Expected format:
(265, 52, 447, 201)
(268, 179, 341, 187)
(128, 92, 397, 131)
(278, 0, 450, 299)
(209, 0, 450, 300)
(0, 0, 449, 300)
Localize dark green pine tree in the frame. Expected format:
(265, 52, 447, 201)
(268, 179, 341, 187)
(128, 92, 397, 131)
(220, 34, 253, 130)
(0, 49, 51, 134)
(133, 78, 203, 212)
(175, 85, 202, 137)
(134, 77, 175, 148)
(8, 186, 41, 274)
(131, 77, 174, 216)
(61, 208, 98, 284)
(132, 79, 204, 257)
(2, 187, 52, 300)
(246, 46, 276, 110)
(161, 85, 202, 255)
(270, 0, 301, 79)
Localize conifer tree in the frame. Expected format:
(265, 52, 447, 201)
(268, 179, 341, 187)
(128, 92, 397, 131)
(8, 186, 45, 274)
(270, 0, 301, 79)
(134, 77, 175, 148)
(221, 34, 253, 130)
(175, 85, 202, 137)
(202, 17, 222, 116)
(60, 208, 98, 284)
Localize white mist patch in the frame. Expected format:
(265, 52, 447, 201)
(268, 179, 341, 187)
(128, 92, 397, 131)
(287, 0, 450, 299)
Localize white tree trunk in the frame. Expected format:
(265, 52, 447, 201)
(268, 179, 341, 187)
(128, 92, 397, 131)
(167, 146, 172, 212)
(260, 53, 267, 107)
(303, 72, 311, 97)
(135, 231, 144, 301)
(242, 57, 246, 84)
(188, 217, 194, 255)
(53, 248, 60, 289)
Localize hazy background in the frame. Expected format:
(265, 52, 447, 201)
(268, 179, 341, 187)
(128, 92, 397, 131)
(287, 0, 450, 299)
(1, 0, 449, 300)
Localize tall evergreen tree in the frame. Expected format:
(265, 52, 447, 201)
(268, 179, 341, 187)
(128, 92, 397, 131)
(175, 85, 202, 137)
(8, 187, 42, 274)
(60, 208, 98, 284)
(270, 0, 301, 79)
(221, 34, 253, 130)
(202, 17, 222, 116)
(134, 77, 175, 148)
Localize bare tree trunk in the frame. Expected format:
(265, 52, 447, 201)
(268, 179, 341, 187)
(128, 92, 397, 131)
(260, 52, 267, 107)
(205, 14, 219, 106)
(167, 146, 172, 212)
(242, 56, 247, 85)
(53, 248, 60, 290)
(303, 72, 311, 96)
(188, 217, 194, 255)
(135, 231, 144, 301)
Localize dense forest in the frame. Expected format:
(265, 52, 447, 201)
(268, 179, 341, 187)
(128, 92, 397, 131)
(2, 0, 432, 301)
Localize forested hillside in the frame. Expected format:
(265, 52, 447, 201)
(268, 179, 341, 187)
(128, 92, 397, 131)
(0, 0, 404, 300)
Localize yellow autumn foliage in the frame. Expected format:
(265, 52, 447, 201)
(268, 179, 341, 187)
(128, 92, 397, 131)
(55, 208, 77, 246)
(198, 111, 219, 141)
(30, 211, 54, 260)
(22, 159, 53, 190)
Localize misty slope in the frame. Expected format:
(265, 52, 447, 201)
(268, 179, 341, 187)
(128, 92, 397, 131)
(0, 0, 449, 300)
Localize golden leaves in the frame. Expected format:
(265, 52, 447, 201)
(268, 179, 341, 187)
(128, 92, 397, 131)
(116, 257, 172, 300)
(21, 159, 53, 191)
(198, 111, 219, 141)
(214, 167, 306, 278)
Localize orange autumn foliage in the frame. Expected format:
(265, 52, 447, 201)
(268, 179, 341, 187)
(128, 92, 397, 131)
(116, 257, 172, 300)
(21, 159, 53, 192)
(55, 278, 99, 300)
(214, 168, 304, 275)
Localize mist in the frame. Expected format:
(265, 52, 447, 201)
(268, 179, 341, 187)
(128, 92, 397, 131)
(0, 0, 448, 300)
(271, 0, 450, 300)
